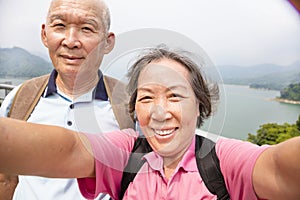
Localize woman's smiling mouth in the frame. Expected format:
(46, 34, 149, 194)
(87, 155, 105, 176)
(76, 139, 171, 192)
(153, 128, 178, 136)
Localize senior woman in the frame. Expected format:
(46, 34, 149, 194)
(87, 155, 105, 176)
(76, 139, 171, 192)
(0, 46, 300, 200)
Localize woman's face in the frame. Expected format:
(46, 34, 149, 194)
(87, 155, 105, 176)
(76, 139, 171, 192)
(135, 58, 200, 161)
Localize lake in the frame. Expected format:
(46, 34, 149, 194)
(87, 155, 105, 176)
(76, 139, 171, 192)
(1, 78, 299, 140)
(202, 84, 300, 140)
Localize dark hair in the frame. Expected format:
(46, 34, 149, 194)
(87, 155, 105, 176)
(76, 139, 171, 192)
(127, 44, 219, 128)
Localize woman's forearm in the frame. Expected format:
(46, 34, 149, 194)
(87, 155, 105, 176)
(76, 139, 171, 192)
(273, 136, 300, 197)
(253, 136, 300, 199)
(0, 117, 93, 178)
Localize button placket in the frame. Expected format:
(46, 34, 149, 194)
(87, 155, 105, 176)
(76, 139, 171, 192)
(67, 103, 75, 127)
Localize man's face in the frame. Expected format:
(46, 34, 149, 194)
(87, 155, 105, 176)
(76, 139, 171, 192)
(41, 0, 114, 79)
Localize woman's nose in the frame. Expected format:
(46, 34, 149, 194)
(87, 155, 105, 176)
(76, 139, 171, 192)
(150, 104, 171, 122)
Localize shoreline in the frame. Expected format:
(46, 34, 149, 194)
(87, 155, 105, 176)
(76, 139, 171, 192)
(272, 98, 300, 105)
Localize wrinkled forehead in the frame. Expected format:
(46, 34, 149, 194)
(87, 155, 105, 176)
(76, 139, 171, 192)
(48, 0, 104, 21)
(138, 60, 191, 89)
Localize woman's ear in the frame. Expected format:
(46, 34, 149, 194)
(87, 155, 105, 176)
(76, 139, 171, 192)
(104, 32, 115, 54)
(133, 111, 137, 121)
(41, 24, 48, 48)
(197, 101, 200, 117)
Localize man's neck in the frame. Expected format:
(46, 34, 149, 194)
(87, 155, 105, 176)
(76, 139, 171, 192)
(56, 73, 99, 99)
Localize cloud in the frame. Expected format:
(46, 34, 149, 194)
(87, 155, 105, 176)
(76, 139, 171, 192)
(1, 0, 299, 66)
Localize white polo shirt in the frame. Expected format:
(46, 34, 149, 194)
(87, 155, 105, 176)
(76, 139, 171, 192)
(0, 70, 118, 200)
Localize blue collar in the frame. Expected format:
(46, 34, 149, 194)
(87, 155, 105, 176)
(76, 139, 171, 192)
(44, 70, 108, 101)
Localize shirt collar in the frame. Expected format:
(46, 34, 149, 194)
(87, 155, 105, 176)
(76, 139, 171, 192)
(44, 69, 108, 101)
(144, 136, 198, 172)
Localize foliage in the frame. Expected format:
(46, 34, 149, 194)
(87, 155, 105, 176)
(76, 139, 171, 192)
(247, 116, 300, 145)
(249, 83, 285, 91)
(297, 115, 300, 130)
(280, 82, 300, 101)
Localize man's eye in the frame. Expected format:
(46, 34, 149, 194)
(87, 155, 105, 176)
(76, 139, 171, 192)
(54, 23, 65, 27)
(82, 27, 94, 32)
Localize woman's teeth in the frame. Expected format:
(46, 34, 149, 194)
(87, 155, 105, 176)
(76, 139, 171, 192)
(154, 129, 174, 136)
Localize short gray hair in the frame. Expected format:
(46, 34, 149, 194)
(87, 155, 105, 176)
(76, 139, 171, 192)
(99, 0, 111, 32)
(127, 44, 219, 128)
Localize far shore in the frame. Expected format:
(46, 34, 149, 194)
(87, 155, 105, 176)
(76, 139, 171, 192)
(272, 98, 300, 105)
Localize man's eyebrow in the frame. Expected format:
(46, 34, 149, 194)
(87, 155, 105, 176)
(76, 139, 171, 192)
(48, 14, 100, 29)
(48, 14, 64, 23)
(83, 18, 99, 28)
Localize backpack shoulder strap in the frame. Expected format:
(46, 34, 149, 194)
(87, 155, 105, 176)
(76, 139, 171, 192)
(195, 135, 230, 200)
(120, 137, 152, 199)
(103, 75, 134, 129)
(8, 74, 50, 120)
(120, 134, 230, 199)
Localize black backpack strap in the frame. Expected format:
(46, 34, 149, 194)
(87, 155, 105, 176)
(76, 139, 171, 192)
(120, 137, 152, 199)
(120, 134, 230, 200)
(195, 135, 230, 200)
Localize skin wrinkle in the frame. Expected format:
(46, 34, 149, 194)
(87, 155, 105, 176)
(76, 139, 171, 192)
(1, 46, 300, 199)
(41, 0, 115, 98)
(0, 1, 114, 200)
(47, 0, 109, 31)
(135, 59, 199, 178)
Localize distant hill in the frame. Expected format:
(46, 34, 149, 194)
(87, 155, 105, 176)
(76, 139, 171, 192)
(1, 47, 299, 90)
(0, 47, 52, 78)
(217, 61, 300, 90)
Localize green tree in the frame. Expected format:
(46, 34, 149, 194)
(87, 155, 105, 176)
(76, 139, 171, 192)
(247, 116, 300, 145)
(280, 83, 300, 101)
(297, 115, 300, 131)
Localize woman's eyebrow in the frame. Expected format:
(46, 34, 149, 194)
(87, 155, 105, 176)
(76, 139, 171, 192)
(137, 84, 188, 92)
(168, 84, 188, 90)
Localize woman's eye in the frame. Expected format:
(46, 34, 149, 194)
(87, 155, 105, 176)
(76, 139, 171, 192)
(171, 93, 180, 98)
(169, 94, 183, 101)
(138, 96, 152, 102)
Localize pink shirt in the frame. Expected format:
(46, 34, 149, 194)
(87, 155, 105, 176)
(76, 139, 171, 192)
(78, 129, 269, 200)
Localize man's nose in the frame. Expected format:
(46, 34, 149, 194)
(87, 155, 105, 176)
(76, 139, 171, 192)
(62, 28, 81, 49)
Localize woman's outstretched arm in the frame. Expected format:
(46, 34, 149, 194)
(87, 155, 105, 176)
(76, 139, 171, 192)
(253, 136, 300, 200)
(0, 117, 94, 178)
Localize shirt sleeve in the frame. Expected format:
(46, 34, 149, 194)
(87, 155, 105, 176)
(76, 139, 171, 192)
(216, 138, 269, 200)
(77, 129, 138, 200)
(0, 84, 21, 117)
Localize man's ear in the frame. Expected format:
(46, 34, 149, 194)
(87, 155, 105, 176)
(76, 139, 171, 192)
(104, 32, 115, 54)
(41, 24, 48, 48)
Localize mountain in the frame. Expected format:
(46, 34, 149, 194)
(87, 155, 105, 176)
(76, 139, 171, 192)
(1, 47, 299, 91)
(0, 47, 52, 77)
(217, 61, 300, 90)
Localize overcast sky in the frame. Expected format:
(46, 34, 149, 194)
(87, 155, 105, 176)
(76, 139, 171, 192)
(0, 0, 300, 66)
